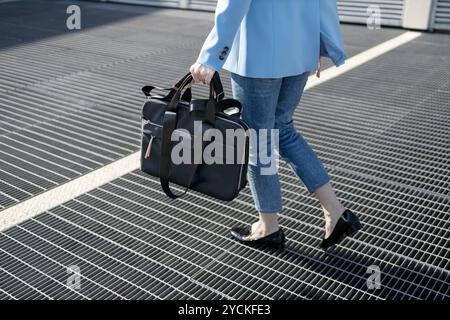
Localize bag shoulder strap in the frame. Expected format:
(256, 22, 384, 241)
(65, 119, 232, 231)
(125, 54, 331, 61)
(160, 111, 199, 199)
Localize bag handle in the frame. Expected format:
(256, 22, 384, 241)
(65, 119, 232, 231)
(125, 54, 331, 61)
(173, 72, 224, 100)
(142, 72, 193, 101)
(167, 72, 224, 111)
(167, 72, 224, 126)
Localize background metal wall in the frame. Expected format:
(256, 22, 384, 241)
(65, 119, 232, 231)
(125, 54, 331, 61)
(97, 0, 450, 30)
(337, 0, 405, 26)
(432, 0, 450, 30)
(99, 0, 406, 26)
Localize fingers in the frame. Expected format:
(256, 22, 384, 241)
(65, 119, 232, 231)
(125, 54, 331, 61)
(189, 63, 201, 83)
(316, 57, 322, 78)
(203, 69, 214, 85)
(198, 65, 213, 85)
(189, 62, 215, 85)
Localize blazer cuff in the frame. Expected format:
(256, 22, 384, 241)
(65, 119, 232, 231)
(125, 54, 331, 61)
(196, 51, 225, 72)
(320, 32, 347, 67)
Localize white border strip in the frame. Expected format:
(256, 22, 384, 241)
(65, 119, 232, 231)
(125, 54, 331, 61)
(305, 31, 422, 90)
(0, 31, 422, 231)
(0, 0, 23, 4)
(0, 153, 140, 230)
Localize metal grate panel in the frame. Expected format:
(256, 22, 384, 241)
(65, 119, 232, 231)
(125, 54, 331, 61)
(337, 0, 405, 26)
(1, 167, 449, 299)
(432, 0, 450, 30)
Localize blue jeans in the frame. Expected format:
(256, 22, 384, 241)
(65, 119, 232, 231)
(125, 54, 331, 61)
(231, 72, 331, 213)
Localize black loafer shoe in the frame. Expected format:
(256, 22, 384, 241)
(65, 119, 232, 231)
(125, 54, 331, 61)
(230, 227, 286, 249)
(320, 209, 362, 249)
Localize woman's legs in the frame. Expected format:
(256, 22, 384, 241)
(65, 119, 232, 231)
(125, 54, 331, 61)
(231, 73, 283, 238)
(231, 72, 346, 240)
(275, 73, 345, 238)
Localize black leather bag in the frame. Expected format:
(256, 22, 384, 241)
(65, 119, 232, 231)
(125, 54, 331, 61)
(140, 72, 249, 201)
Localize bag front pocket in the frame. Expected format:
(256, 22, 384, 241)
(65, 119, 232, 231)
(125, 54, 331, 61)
(140, 119, 163, 177)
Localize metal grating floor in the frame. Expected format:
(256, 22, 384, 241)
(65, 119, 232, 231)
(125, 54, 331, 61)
(0, 0, 405, 210)
(1, 0, 449, 300)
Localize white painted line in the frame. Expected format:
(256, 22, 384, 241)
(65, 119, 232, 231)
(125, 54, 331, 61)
(0, 0, 23, 3)
(0, 153, 140, 231)
(0, 31, 422, 231)
(305, 31, 422, 90)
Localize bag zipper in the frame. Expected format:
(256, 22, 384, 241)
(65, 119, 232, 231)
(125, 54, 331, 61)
(144, 135, 155, 159)
(143, 119, 162, 128)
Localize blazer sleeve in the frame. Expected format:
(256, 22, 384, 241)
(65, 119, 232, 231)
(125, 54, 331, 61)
(320, 0, 347, 67)
(196, 0, 252, 71)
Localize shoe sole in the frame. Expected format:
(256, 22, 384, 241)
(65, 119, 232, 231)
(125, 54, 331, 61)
(230, 228, 286, 251)
(347, 221, 363, 237)
(232, 237, 286, 250)
(322, 222, 363, 250)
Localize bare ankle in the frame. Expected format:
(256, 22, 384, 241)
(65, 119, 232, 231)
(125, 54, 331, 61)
(257, 213, 279, 235)
(323, 204, 345, 221)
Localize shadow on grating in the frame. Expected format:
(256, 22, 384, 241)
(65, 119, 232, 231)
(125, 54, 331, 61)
(0, 168, 448, 300)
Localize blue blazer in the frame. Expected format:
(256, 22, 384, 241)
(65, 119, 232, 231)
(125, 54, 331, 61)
(196, 0, 347, 78)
